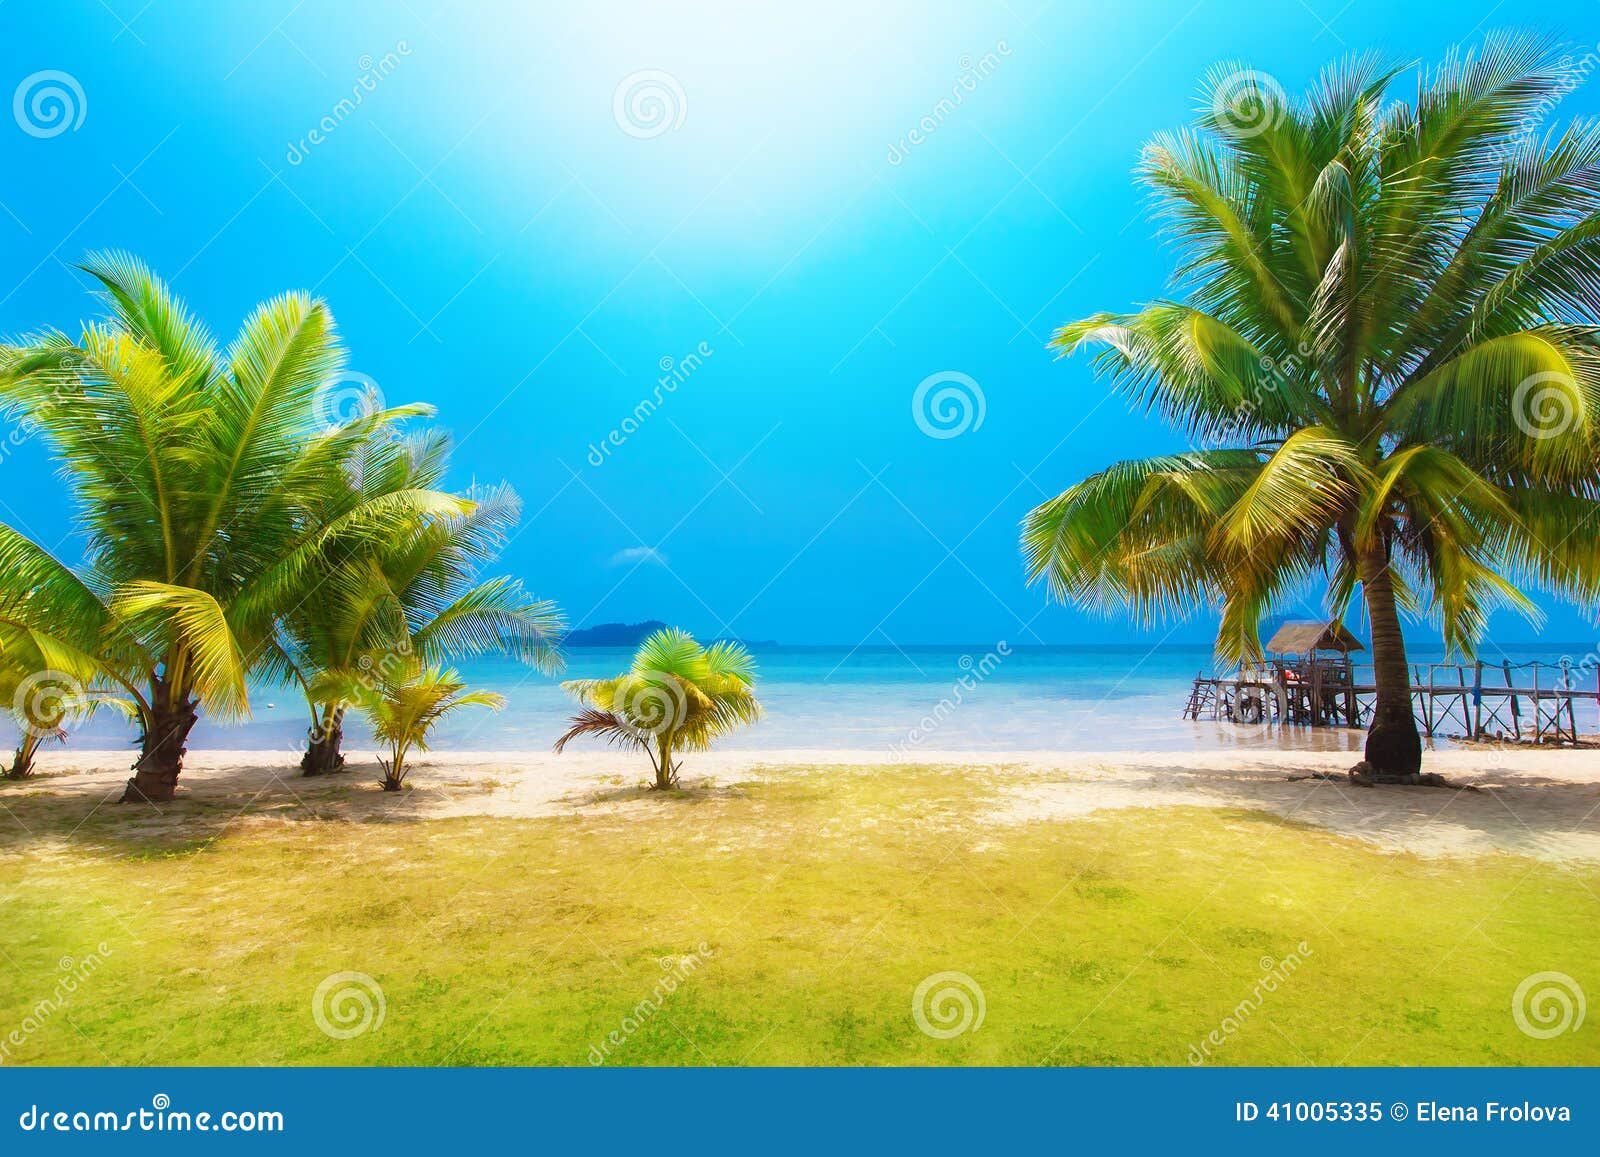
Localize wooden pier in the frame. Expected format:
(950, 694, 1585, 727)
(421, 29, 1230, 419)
(1181, 622, 1596, 746)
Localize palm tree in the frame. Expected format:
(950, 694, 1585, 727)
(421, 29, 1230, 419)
(1023, 37, 1600, 781)
(554, 628, 761, 789)
(320, 662, 505, 791)
(0, 253, 463, 801)
(286, 429, 564, 774)
(0, 627, 128, 780)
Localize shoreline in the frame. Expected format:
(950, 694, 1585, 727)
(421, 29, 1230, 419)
(9, 746, 1600, 864)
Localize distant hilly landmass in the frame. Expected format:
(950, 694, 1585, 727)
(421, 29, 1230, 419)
(564, 621, 668, 646)
(564, 621, 776, 648)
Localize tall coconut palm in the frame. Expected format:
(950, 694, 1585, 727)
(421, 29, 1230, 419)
(554, 628, 760, 789)
(1023, 37, 1600, 781)
(286, 428, 564, 774)
(0, 253, 464, 801)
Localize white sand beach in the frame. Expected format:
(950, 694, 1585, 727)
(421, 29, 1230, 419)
(11, 746, 1600, 864)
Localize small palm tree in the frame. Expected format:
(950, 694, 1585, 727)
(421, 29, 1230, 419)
(0, 641, 113, 780)
(1024, 37, 1600, 781)
(328, 662, 505, 791)
(285, 428, 563, 774)
(555, 628, 760, 789)
(0, 253, 460, 801)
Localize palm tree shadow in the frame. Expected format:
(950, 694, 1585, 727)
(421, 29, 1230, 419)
(1132, 761, 1600, 859)
(573, 778, 751, 808)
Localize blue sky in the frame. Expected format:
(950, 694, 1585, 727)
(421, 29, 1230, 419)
(2, 0, 1598, 647)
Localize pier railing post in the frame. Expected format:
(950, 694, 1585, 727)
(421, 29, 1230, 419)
(1342, 654, 1355, 728)
(1504, 660, 1520, 740)
(1563, 660, 1578, 743)
(1532, 662, 1541, 742)
(1472, 661, 1483, 739)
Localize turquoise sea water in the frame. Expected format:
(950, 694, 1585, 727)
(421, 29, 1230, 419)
(39, 642, 1600, 758)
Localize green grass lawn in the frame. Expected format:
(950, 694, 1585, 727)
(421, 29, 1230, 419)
(2, 764, 1596, 1066)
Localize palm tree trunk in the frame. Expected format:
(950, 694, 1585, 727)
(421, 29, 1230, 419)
(378, 741, 409, 791)
(122, 678, 197, 803)
(301, 703, 347, 776)
(654, 736, 675, 790)
(4, 731, 42, 780)
(1357, 543, 1423, 779)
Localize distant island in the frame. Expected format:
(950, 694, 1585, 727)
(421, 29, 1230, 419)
(563, 621, 776, 648)
(563, 621, 668, 646)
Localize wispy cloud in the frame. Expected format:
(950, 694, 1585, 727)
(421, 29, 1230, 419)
(609, 546, 668, 567)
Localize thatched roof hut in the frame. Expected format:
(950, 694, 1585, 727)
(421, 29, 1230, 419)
(1264, 620, 1364, 656)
